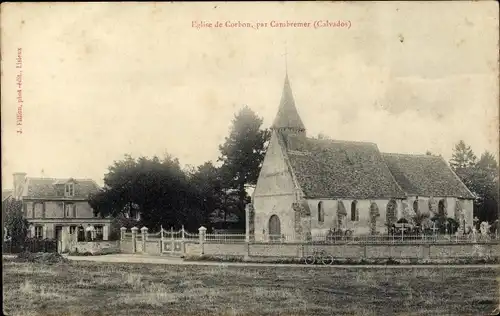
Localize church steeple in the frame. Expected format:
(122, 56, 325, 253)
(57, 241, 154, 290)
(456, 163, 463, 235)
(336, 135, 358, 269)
(271, 74, 306, 135)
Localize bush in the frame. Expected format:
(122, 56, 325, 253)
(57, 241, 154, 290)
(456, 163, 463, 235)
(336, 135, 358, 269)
(68, 251, 93, 256)
(16, 251, 69, 264)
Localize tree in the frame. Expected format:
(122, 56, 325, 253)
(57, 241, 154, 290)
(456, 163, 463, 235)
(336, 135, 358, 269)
(449, 140, 477, 188)
(3, 199, 29, 248)
(449, 140, 477, 169)
(218, 106, 270, 221)
(471, 151, 499, 222)
(89, 154, 202, 231)
(449, 142, 499, 223)
(188, 161, 225, 230)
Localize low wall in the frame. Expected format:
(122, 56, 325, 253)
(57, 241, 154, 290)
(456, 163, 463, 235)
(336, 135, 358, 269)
(120, 240, 134, 254)
(71, 241, 120, 255)
(187, 242, 500, 260)
(144, 240, 161, 254)
(118, 236, 500, 261)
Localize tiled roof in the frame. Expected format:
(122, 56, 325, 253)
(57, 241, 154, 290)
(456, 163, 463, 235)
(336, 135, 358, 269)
(271, 75, 306, 131)
(283, 135, 406, 199)
(24, 177, 100, 199)
(381, 153, 475, 199)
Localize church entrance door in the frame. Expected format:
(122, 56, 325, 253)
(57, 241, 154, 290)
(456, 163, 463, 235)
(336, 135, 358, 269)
(268, 215, 281, 242)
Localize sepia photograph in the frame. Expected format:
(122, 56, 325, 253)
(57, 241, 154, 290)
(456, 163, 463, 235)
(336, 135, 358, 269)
(1, 2, 499, 315)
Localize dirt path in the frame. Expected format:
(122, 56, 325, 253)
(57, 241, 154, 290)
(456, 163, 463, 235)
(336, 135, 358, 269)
(60, 254, 500, 269)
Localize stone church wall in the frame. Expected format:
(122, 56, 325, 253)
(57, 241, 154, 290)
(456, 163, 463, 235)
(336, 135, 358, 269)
(307, 199, 394, 236)
(253, 194, 297, 241)
(406, 196, 473, 226)
(253, 131, 301, 242)
(183, 241, 500, 261)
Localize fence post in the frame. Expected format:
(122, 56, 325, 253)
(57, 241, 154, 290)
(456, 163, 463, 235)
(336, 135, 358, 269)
(120, 227, 127, 241)
(141, 226, 148, 253)
(245, 204, 250, 243)
(160, 225, 163, 254)
(181, 225, 186, 255)
(198, 226, 206, 255)
(131, 227, 138, 253)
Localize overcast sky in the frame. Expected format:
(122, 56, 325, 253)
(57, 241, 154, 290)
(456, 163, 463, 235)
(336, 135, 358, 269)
(1, 2, 498, 188)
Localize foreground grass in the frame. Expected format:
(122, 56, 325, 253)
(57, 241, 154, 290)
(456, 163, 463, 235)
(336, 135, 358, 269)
(2, 259, 499, 316)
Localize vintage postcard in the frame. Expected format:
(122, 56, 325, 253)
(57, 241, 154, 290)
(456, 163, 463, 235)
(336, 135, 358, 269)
(1, 2, 499, 316)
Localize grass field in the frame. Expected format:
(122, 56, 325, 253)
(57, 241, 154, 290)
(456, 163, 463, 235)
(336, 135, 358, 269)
(2, 258, 499, 316)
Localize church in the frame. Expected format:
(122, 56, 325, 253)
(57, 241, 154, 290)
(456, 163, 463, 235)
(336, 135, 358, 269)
(248, 73, 475, 241)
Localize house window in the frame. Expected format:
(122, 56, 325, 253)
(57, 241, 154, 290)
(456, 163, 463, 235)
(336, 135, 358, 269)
(65, 204, 75, 217)
(317, 202, 324, 223)
(34, 202, 44, 218)
(351, 201, 358, 221)
(35, 226, 43, 239)
(65, 183, 74, 197)
(69, 226, 77, 234)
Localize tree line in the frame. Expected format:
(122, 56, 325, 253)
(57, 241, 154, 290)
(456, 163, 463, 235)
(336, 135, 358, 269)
(88, 106, 270, 232)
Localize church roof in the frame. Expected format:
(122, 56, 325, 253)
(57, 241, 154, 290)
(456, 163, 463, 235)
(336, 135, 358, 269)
(282, 135, 406, 199)
(381, 153, 475, 199)
(271, 75, 306, 131)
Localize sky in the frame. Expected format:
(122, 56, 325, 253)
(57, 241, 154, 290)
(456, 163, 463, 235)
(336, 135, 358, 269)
(1, 2, 499, 188)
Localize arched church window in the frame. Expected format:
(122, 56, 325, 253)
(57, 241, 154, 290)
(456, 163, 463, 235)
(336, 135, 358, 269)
(369, 202, 380, 235)
(338, 201, 347, 228)
(386, 199, 397, 225)
(454, 199, 463, 221)
(351, 201, 358, 221)
(438, 199, 446, 217)
(413, 199, 419, 215)
(318, 202, 324, 223)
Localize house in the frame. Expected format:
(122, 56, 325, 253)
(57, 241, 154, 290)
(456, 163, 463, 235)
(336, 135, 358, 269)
(250, 74, 475, 241)
(9, 172, 112, 242)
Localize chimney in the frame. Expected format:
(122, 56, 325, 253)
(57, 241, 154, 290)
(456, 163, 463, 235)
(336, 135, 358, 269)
(13, 172, 27, 200)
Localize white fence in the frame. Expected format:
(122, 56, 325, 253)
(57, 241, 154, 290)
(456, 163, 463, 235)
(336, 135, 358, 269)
(307, 232, 500, 244)
(120, 226, 500, 245)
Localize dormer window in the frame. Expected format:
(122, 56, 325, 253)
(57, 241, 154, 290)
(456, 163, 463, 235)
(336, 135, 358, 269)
(65, 183, 74, 197)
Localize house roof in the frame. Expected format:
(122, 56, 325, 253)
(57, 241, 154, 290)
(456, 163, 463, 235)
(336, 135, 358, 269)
(381, 153, 475, 199)
(23, 177, 101, 199)
(271, 74, 306, 131)
(282, 135, 406, 199)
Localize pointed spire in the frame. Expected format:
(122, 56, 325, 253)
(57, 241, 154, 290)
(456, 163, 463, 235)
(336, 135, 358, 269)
(271, 74, 306, 132)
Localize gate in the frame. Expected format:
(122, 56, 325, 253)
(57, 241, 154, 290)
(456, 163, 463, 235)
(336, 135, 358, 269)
(161, 227, 185, 256)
